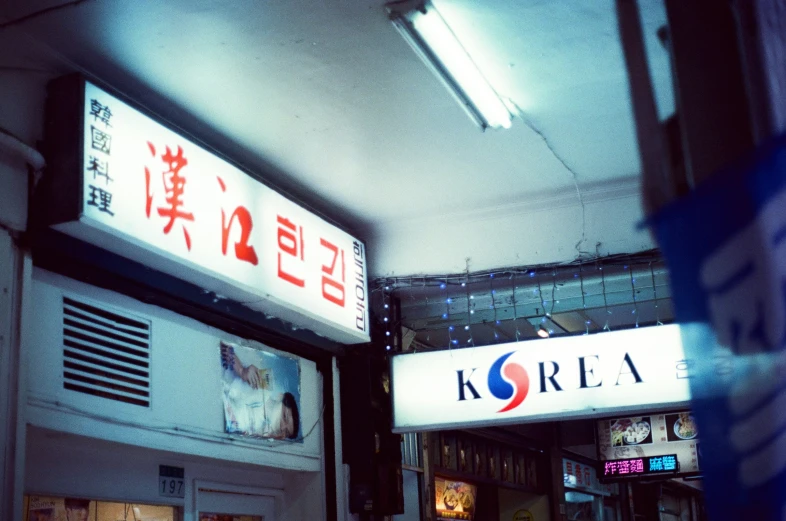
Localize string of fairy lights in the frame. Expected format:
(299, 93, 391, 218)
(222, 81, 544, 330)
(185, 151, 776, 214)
(371, 251, 669, 352)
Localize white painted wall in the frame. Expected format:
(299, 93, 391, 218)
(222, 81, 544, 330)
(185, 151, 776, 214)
(25, 269, 325, 472)
(24, 426, 315, 521)
(23, 269, 331, 521)
(367, 180, 654, 276)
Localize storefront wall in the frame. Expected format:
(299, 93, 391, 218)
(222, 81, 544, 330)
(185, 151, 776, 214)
(498, 488, 550, 521)
(21, 269, 328, 521)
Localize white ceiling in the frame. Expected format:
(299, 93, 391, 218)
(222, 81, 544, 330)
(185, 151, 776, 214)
(1, 0, 673, 277)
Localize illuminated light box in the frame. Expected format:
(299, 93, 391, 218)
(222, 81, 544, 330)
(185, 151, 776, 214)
(42, 75, 369, 344)
(598, 411, 701, 476)
(435, 477, 477, 521)
(391, 325, 691, 432)
(600, 454, 679, 480)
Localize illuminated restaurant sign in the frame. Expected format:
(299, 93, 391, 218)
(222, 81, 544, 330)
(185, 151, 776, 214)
(392, 325, 690, 432)
(601, 454, 679, 479)
(597, 411, 700, 475)
(43, 76, 369, 344)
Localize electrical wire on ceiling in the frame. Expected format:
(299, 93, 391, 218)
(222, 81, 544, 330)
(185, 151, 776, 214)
(370, 249, 664, 292)
(506, 98, 590, 259)
(0, 0, 93, 30)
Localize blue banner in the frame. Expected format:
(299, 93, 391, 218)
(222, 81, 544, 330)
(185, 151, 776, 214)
(649, 133, 786, 520)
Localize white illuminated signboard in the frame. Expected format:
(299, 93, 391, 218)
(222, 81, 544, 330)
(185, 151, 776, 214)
(52, 79, 369, 344)
(391, 325, 691, 432)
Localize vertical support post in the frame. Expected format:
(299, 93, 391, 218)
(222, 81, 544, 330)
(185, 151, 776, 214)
(547, 424, 566, 521)
(421, 432, 436, 521)
(664, 0, 756, 185)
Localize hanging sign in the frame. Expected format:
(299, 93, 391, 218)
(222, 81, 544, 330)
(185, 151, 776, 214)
(43, 75, 370, 344)
(597, 411, 700, 476)
(392, 324, 690, 432)
(599, 454, 679, 480)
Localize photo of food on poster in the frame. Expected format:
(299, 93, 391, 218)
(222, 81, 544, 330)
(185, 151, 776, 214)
(220, 341, 302, 441)
(610, 416, 653, 447)
(435, 477, 477, 520)
(665, 412, 699, 442)
(597, 411, 700, 474)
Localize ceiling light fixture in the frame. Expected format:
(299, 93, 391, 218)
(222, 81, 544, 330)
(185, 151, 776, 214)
(537, 326, 550, 339)
(388, 1, 512, 130)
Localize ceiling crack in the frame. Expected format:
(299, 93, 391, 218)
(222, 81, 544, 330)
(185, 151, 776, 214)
(507, 99, 589, 259)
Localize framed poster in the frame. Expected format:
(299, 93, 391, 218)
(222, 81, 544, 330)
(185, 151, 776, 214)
(220, 341, 301, 441)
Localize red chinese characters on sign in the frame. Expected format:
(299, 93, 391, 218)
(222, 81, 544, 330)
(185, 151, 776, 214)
(217, 177, 258, 265)
(277, 215, 305, 287)
(575, 464, 582, 484)
(320, 238, 345, 307)
(145, 143, 195, 250)
(584, 469, 591, 486)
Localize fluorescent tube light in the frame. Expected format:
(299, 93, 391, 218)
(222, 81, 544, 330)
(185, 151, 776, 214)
(389, 1, 512, 130)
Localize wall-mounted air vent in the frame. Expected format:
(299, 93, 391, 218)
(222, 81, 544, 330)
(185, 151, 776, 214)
(62, 296, 151, 407)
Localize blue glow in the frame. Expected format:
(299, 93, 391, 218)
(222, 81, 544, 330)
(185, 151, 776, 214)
(446, 298, 452, 304)
(464, 325, 470, 330)
(448, 325, 454, 331)
(529, 272, 535, 278)
(442, 313, 448, 319)
(452, 339, 458, 345)
(440, 283, 446, 289)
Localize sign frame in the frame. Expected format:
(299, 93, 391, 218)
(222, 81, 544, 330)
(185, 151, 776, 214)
(41, 74, 370, 345)
(391, 325, 691, 433)
(594, 408, 703, 480)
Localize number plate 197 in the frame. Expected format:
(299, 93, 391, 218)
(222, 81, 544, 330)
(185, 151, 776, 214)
(159, 477, 185, 498)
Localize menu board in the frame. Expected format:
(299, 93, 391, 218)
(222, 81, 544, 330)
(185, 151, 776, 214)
(435, 477, 477, 520)
(597, 411, 700, 476)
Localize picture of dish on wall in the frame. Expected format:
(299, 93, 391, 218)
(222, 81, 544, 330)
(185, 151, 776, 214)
(435, 477, 477, 521)
(610, 416, 653, 446)
(666, 412, 699, 442)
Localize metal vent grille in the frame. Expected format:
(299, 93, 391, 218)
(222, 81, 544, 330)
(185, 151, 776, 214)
(62, 296, 151, 407)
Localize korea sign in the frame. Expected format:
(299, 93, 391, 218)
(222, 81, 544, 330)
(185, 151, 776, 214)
(43, 75, 369, 344)
(391, 325, 690, 432)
